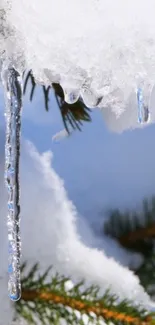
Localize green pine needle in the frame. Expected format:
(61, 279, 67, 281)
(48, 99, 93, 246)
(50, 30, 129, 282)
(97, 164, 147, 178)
(23, 71, 92, 134)
(13, 263, 152, 325)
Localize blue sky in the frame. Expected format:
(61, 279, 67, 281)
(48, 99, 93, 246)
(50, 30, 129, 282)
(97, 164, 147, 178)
(0, 84, 155, 230)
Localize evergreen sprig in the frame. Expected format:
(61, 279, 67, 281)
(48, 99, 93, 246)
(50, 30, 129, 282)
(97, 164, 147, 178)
(104, 197, 155, 256)
(23, 71, 92, 134)
(13, 263, 154, 325)
(103, 196, 155, 299)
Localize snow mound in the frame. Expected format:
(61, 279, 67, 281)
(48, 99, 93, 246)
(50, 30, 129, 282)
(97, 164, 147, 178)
(21, 140, 153, 306)
(1, 0, 155, 130)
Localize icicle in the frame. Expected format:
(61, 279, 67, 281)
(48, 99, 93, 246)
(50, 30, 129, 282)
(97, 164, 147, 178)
(137, 87, 151, 124)
(1, 65, 22, 301)
(80, 84, 103, 108)
(137, 88, 143, 123)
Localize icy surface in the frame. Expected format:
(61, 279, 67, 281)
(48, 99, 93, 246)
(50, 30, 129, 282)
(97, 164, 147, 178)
(1, 0, 155, 129)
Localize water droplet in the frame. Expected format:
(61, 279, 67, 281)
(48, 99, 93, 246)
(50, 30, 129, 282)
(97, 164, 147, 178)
(63, 88, 80, 104)
(80, 85, 102, 108)
(8, 280, 20, 301)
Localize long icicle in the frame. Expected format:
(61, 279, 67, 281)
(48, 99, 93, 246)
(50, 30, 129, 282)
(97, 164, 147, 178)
(137, 88, 143, 124)
(2, 65, 22, 301)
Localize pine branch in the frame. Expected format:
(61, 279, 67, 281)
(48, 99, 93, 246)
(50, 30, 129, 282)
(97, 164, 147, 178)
(20, 289, 151, 325)
(13, 263, 154, 325)
(119, 224, 155, 245)
(23, 71, 92, 134)
(103, 197, 155, 299)
(104, 197, 155, 256)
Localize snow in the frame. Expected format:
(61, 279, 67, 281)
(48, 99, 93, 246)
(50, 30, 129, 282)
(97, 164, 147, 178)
(1, 0, 155, 130)
(0, 126, 154, 324)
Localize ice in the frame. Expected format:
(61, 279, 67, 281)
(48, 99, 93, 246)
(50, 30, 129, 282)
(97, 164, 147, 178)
(63, 88, 80, 105)
(137, 88, 143, 124)
(1, 0, 155, 129)
(1, 65, 22, 301)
